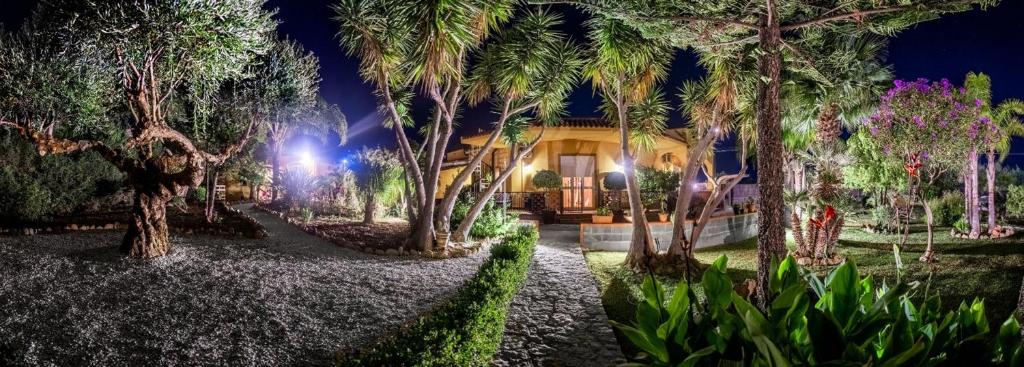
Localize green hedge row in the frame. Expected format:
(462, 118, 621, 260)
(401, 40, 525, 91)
(338, 225, 539, 366)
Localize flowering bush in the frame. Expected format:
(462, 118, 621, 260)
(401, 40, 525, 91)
(864, 78, 983, 170)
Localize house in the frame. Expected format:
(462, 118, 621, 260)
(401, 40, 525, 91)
(438, 117, 712, 212)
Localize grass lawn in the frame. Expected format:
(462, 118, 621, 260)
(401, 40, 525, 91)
(585, 222, 1024, 358)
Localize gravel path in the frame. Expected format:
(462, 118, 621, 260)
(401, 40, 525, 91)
(495, 224, 626, 367)
(0, 204, 486, 366)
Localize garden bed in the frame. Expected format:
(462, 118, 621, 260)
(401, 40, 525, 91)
(0, 202, 266, 238)
(253, 203, 486, 257)
(584, 225, 1024, 361)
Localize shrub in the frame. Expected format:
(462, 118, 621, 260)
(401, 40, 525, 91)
(929, 191, 965, 227)
(614, 255, 1024, 366)
(300, 207, 314, 224)
(450, 190, 518, 239)
(339, 226, 539, 366)
(603, 172, 627, 191)
(0, 134, 123, 221)
(531, 170, 561, 191)
(636, 166, 678, 208)
(1007, 184, 1024, 217)
(954, 216, 970, 233)
(354, 148, 404, 221)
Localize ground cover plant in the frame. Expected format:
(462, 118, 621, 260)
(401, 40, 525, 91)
(586, 222, 1024, 361)
(611, 255, 1024, 366)
(339, 225, 539, 366)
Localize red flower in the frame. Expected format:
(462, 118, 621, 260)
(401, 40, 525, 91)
(904, 154, 923, 177)
(811, 205, 836, 229)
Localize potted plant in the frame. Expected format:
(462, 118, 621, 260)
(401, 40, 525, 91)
(592, 206, 613, 224)
(532, 169, 562, 224)
(658, 202, 670, 222)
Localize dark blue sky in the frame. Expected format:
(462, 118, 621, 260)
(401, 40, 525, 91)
(3, 1, 1023, 173)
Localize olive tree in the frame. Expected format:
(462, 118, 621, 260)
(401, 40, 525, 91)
(0, 1, 275, 258)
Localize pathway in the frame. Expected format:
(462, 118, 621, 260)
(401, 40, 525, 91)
(0, 204, 486, 366)
(495, 224, 626, 366)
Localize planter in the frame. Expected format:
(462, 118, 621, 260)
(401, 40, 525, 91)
(658, 212, 670, 222)
(592, 214, 613, 224)
(745, 204, 756, 213)
(435, 231, 450, 250)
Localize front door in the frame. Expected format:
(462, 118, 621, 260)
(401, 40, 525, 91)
(560, 155, 595, 212)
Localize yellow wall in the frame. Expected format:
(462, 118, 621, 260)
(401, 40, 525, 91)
(437, 166, 473, 199)
(437, 126, 710, 198)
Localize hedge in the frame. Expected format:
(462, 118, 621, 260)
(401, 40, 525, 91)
(338, 225, 539, 366)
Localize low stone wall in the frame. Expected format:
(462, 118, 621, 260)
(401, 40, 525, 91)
(580, 213, 758, 252)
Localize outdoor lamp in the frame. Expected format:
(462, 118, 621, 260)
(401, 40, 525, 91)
(299, 152, 316, 173)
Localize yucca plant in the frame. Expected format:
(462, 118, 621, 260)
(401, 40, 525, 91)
(614, 255, 1024, 366)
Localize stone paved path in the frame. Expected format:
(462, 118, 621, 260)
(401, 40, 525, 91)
(495, 224, 626, 367)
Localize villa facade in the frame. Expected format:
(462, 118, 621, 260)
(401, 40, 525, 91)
(439, 117, 713, 211)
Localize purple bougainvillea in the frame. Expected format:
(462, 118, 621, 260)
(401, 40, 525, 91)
(864, 78, 982, 170)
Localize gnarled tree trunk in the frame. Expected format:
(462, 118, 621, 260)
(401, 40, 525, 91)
(754, 3, 787, 307)
(121, 185, 173, 259)
(204, 168, 219, 223)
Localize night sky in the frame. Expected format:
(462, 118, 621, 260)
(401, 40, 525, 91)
(3, 1, 1023, 174)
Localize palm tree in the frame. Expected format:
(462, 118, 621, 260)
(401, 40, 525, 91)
(450, 10, 583, 242)
(665, 55, 751, 271)
(354, 148, 403, 224)
(336, 0, 524, 251)
(437, 9, 582, 242)
(585, 16, 672, 269)
(969, 72, 1024, 233)
(783, 34, 891, 264)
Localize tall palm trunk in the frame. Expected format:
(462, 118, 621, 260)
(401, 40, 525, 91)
(969, 148, 981, 236)
(617, 93, 656, 269)
(988, 149, 997, 233)
(754, 2, 787, 307)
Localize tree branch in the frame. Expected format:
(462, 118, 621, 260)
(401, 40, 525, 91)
(780, 1, 981, 32)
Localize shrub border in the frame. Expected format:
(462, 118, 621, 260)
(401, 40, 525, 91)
(337, 225, 539, 366)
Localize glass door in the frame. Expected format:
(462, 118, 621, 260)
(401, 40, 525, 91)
(560, 155, 595, 212)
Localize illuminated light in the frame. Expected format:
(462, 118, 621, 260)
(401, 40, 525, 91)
(523, 163, 533, 172)
(712, 127, 721, 134)
(612, 163, 622, 172)
(299, 152, 315, 173)
(692, 182, 703, 190)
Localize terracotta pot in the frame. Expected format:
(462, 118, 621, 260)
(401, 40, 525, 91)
(658, 213, 670, 222)
(592, 215, 613, 224)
